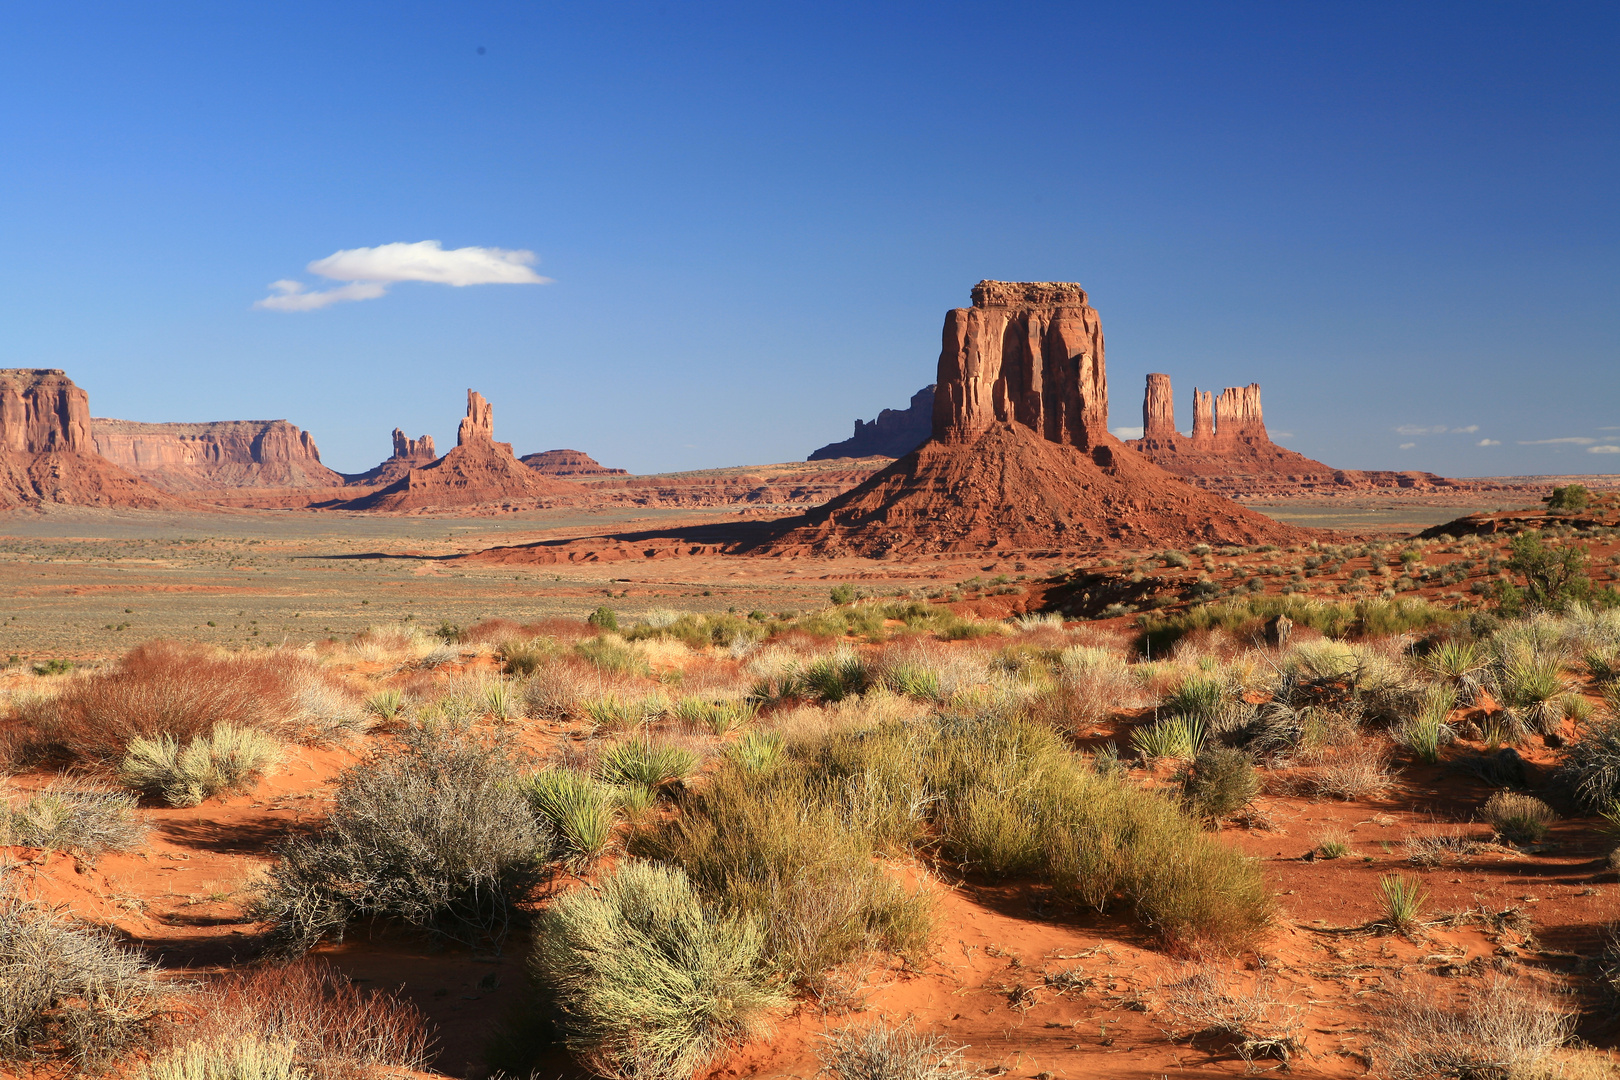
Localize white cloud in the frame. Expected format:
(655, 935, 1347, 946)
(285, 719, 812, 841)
(1589, 445, 1620, 454)
(1452, 425, 1479, 434)
(255, 240, 550, 311)
(1272, 431, 1294, 438)
(1111, 426, 1144, 440)
(1477, 438, 1501, 446)
(1399, 442, 1416, 449)
(1517, 437, 1597, 445)
(1396, 424, 1446, 436)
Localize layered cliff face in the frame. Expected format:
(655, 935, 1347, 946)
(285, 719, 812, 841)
(393, 429, 436, 463)
(1124, 375, 1461, 495)
(342, 389, 575, 511)
(521, 449, 628, 477)
(808, 385, 936, 461)
(753, 283, 1304, 555)
(90, 419, 344, 492)
(933, 281, 1107, 449)
(0, 370, 186, 509)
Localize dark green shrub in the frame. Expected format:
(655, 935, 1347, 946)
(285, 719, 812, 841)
(1179, 746, 1260, 823)
(255, 722, 551, 953)
(532, 861, 784, 1080)
(1502, 531, 1591, 614)
(829, 584, 858, 606)
(1549, 484, 1591, 512)
(587, 606, 619, 632)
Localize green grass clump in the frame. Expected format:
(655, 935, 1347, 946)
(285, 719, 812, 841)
(1481, 790, 1556, 845)
(583, 693, 666, 732)
(881, 663, 943, 702)
(801, 650, 871, 702)
(672, 696, 757, 736)
(532, 861, 784, 1080)
(626, 612, 758, 650)
(1498, 651, 1567, 732)
(1137, 596, 1454, 654)
(2, 784, 146, 854)
(574, 635, 649, 677)
(499, 637, 558, 676)
(1379, 873, 1427, 931)
(1162, 675, 1227, 722)
(526, 768, 617, 867)
(1397, 684, 1456, 765)
(597, 736, 699, 792)
(1178, 746, 1260, 823)
(118, 724, 281, 807)
(726, 730, 785, 773)
(365, 688, 406, 720)
(1130, 715, 1206, 763)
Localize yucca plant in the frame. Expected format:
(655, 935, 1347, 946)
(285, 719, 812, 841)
(727, 730, 784, 774)
(672, 697, 757, 737)
(1163, 675, 1227, 722)
(1481, 790, 1556, 845)
(584, 693, 666, 733)
(484, 679, 517, 722)
(1498, 652, 1568, 733)
(1424, 639, 1488, 702)
(598, 737, 699, 792)
(1130, 714, 1206, 763)
(365, 688, 406, 720)
(802, 651, 870, 702)
(526, 768, 616, 866)
(1398, 684, 1456, 765)
(882, 663, 943, 702)
(1379, 873, 1427, 931)
(1583, 647, 1620, 685)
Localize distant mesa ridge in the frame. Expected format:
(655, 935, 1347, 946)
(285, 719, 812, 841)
(521, 448, 628, 477)
(1125, 374, 1461, 495)
(809, 385, 935, 461)
(0, 368, 188, 509)
(90, 418, 343, 492)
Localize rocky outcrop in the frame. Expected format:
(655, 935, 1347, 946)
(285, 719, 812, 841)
(344, 428, 438, 486)
(90, 418, 343, 492)
(340, 390, 575, 512)
(752, 282, 1305, 555)
(521, 449, 628, 477)
(393, 429, 436, 463)
(1125, 375, 1466, 496)
(933, 281, 1107, 449)
(0, 370, 188, 509)
(809, 385, 936, 461)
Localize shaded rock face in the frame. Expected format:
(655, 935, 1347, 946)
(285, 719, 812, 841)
(933, 281, 1107, 450)
(809, 385, 936, 461)
(0, 370, 187, 509)
(1125, 375, 1461, 496)
(341, 389, 575, 511)
(521, 449, 628, 477)
(753, 283, 1306, 555)
(393, 429, 436, 464)
(90, 418, 343, 492)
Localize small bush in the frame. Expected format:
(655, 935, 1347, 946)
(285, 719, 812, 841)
(500, 637, 556, 677)
(0, 884, 164, 1067)
(588, 607, 619, 632)
(1498, 651, 1568, 733)
(255, 723, 551, 953)
(1379, 873, 1427, 931)
(1311, 742, 1393, 801)
(532, 861, 784, 1080)
(672, 697, 757, 736)
(118, 724, 281, 807)
(1503, 531, 1592, 614)
(1549, 484, 1591, 512)
(584, 693, 666, 733)
(829, 584, 858, 606)
(1560, 713, 1620, 812)
(364, 688, 405, 720)
(527, 768, 616, 866)
(524, 664, 589, 721)
(1179, 746, 1260, 824)
(801, 650, 870, 702)
(140, 1037, 302, 1080)
(3, 783, 146, 853)
(575, 636, 649, 678)
(1314, 829, 1350, 859)
(727, 729, 784, 773)
(171, 959, 433, 1080)
(819, 1022, 972, 1080)
(1482, 790, 1556, 845)
(1161, 965, 1305, 1066)
(1162, 675, 1227, 722)
(1374, 977, 1572, 1080)
(597, 737, 698, 792)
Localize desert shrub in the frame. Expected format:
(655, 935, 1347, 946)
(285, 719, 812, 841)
(527, 768, 617, 866)
(1396, 684, 1456, 765)
(1130, 714, 1205, 763)
(255, 722, 551, 953)
(671, 696, 756, 736)
(119, 724, 281, 807)
(588, 607, 619, 631)
(583, 692, 666, 733)
(1379, 873, 1427, 931)
(1560, 712, 1620, 812)
(626, 612, 759, 651)
(0, 881, 165, 1067)
(1314, 829, 1351, 859)
(598, 737, 699, 792)
(1373, 977, 1572, 1079)
(575, 635, 648, 677)
(140, 1037, 302, 1080)
(1549, 484, 1592, 512)
(1502, 531, 1592, 614)
(1482, 790, 1556, 844)
(726, 729, 784, 773)
(364, 688, 405, 720)
(531, 861, 784, 1080)
(880, 662, 943, 702)
(3, 783, 146, 853)
(1163, 675, 1227, 721)
(1178, 746, 1260, 824)
(523, 663, 590, 721)
(9, 642, 321, 766)
(498, 637, 558, 677)
(801, 649, 871, 702)
(1161, 965, 1304, 1066)
(818, 1022, 972, 1080)
(173, 959, 433, 1080)
(1310, 741, 1393, 800)
(484, 679, 518, 720)
(1137, 596, 1454, 654)
(931, 613, 1011, 641)
(1497, 650, 1569, 733)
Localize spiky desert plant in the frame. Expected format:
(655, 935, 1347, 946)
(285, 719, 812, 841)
(484, 679, 516, 721)
(597, 736, 698, 792)
(1163, 675, 1227, 722)
(1481, 791, 1556, 845)
(1498, 651, 1569, 733)
(526, 768, 616, 867)
(1379, 873, 1427, 931)
(1397, 684, 1456, 765)
(1130, 714, 1206, 763)
(364, 688, 406, 721)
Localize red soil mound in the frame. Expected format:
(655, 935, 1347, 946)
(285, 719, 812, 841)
(754, 422, 1305, 555)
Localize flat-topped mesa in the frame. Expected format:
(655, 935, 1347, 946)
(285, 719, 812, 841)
(521, 449, 628, 477)
(90, 418, 344, 491)
(391, 429, 436, 464)
(933, 280, 1107, 450)
(457, 390, 495, 447)
(1, 368, 90, 454)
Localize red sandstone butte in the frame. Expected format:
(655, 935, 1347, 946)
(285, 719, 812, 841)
(0, 369, 189, 509)
(341, 390, 575, 511)
(520, 448, 628, 477)
(1125, 374, 1464, 496)
(808, 385, 936, 460)
(90, 418, 343, 492)
(345, 428, 439, 487)
(754, 282, 1305, 555)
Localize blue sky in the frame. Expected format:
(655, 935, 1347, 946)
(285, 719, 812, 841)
(1, 2, 1614, 476)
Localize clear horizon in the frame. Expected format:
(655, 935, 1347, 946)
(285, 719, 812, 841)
(1, 3, 1614, 477)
